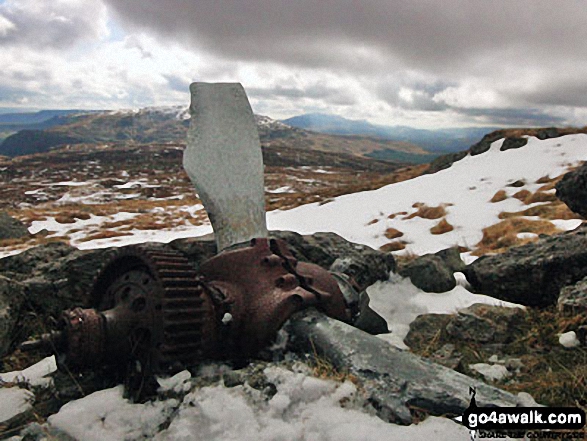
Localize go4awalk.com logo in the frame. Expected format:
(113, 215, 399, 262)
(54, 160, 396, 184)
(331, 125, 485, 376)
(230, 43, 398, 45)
(460, 388, 586, 439)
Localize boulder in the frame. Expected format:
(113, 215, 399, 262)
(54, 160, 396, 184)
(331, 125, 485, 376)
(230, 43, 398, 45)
(500, 137, 528, 151)
(445, 304, 526, 344)
(286, 309, 520, 425)
(426, 150, 467, 174)
(399, 254, 456, 293)
(0, 212, 30, 240)
(434, 247, 467, 273)
(271, 231, 395, 291)
(463, 225, 587, 306)
(558, 275, 587, 315)
(0, 276, 24, 356)
(556, 162, 587, 218)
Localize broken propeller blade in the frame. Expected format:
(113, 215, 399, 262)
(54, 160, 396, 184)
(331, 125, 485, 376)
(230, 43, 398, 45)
(184, 83, 268, 252)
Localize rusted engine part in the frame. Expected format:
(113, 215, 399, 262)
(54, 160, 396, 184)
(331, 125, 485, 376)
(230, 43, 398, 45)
(198, 237, 351, 357)
(21, 238, 358, 399)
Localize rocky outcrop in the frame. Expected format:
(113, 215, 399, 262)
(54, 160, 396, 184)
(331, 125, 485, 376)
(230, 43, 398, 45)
(404, 304, 526, 350)
(426, 151, 467, 174)
(463, 225, 587, 306)
(444, 304, 525, 344)
(556, 161, 587, 218)
(500, 137, 528, 151)
(558, 275, 587, 315)
(0, 212, 30, 240)
(398, 247, 464, 293)
(0, 276, 24, 356)
(270, 231, 395, 291)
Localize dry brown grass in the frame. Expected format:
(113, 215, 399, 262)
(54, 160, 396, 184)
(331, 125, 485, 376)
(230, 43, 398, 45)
(430, 218, 454, 235)
(388, 211, 408, 219)
(405, 204, 447, 220)
(473, 217, 561, 255)
(380, 241, 407, 252)
(512, 189, 532, 201)
(536, 175, 555, 184)
(384, 227, 404, 239)
(499, 200, 579, 221)
(524, 191, 558, 204)
(77, 230, 133, 242)
(490, 190, 508, 203)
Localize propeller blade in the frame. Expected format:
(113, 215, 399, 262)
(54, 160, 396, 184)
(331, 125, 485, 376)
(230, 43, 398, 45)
(184, 83, 268, 251)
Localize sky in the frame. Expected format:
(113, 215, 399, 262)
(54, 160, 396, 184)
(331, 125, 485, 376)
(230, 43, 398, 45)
(1, 0, 587, 129)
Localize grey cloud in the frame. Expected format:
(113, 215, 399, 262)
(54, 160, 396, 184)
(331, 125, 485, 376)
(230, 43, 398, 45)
(103, 1, 587, 73)
(454, 107, 567, 127)
(249, 84, 356, 106)
(376, 80, 452, 112)
(164, 74, 191, 93)
(0, 0, 106, 50)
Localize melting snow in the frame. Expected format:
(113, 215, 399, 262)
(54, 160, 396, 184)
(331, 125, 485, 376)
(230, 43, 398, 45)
(267, 135, 587, 255)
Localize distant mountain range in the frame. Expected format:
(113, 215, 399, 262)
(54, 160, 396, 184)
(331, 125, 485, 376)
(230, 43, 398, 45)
(282, 113, 499, 154)
(0, 108, 432, 163)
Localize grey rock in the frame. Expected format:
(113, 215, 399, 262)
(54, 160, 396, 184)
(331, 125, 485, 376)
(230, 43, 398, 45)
(446, 304, 526, 344)
(558, 275, 587, 315)
(536, 127, 563, 140)
(434, 247, 466, 273)
(0, 276, 24, 356)
(500, 137, 528, 151)
(399, 254, 456, 293)
(431, 343, 462, 370)
(426, 150, 468, 174)
(272, 231, 395, 291)
(464, 225, 587, 306)
(0, 212, 30, 240)
(556, 162, 587, 218)
(404, 313, 452, 350)
(286, 309, 519, 425)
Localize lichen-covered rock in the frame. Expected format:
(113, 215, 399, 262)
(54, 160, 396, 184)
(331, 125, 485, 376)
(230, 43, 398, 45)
(556, 162, 587, 218)
(399, 254, 456, 293)
(271, 230, 395, 291)
(558, 276, 587, 315)
(445, 304, 526, 344)
(464, 225, 587, 306)
(0, 276, 24, 356)
(0, 212, 30, 240)
(500, 137, 528, 151)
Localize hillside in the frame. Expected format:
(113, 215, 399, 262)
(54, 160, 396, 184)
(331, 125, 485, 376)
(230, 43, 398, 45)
(283, 112, 498, 153)
(0, 109, 430, 163)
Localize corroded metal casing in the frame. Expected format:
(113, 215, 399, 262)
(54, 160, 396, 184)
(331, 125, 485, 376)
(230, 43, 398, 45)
(198, 237, 351, 357)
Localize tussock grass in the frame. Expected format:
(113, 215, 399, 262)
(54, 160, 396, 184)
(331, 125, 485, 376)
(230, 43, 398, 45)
(512, 189, 531, 201)
(499, 200, 579, 221)
(430, 218, 454, 235)
(473, 218, 561, 255)
(405, 204, 447, 220)
(490, 190, 508, 203)
(380, 241, 407, 252)
(77, 230, 132, 242)
(384, 227, 404, 239)
(408, 305, 587, 407)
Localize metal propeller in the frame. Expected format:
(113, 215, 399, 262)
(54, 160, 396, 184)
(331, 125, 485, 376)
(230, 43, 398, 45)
(184, 82, 268, 251)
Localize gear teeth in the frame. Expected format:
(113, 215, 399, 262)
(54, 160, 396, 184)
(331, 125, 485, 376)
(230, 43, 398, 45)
(94, 244, 217, 374)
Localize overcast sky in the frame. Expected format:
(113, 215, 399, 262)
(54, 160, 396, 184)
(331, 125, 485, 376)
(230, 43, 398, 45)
(1, 0, 586, 128)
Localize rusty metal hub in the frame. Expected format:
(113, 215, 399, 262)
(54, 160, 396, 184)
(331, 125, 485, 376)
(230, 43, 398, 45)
(22, 239, 354, 399)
